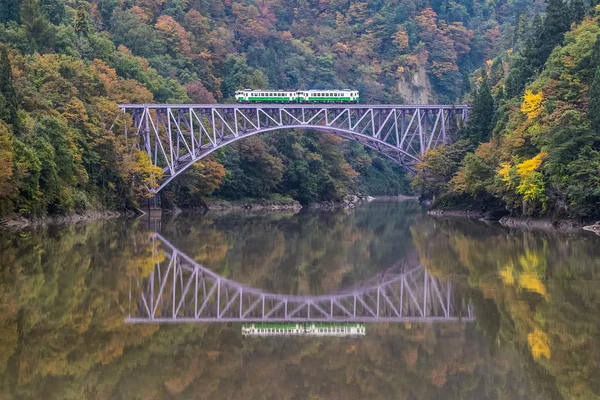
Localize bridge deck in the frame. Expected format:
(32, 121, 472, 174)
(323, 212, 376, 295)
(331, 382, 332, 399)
(119, 103, 470, 110)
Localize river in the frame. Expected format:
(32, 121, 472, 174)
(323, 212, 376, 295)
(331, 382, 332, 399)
(0, 200, 599, 399)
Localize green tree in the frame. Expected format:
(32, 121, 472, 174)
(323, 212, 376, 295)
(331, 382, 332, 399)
(589, 63, 600, 133)
(19, 0, 56, 53)
(534, 0, 571, 71)
(0, 45, 18, 131)
(463, 72, 495, 146)
(0, 0, 20, 23)
(74, 1, 90, 37)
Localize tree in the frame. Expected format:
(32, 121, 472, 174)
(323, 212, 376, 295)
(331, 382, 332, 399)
(0, 46, 18, 131)
(411, 140, 470, 199)
(463, 72, 495, 146)
(154, 15, 192, 57)
(74, 1, 90, 37)
(0, 121, 15, 213)
(109, 9, 165, 58)
(185, 81, 216, 104)
(534, 0, 570, 71)
(521, 90, 543, 119)
(570, 0, 585, 25)
(0, 0, 20, 23)
(168, 159, 226, 207)
(19, 0, 56, 53)
(589, 63, 600, 133)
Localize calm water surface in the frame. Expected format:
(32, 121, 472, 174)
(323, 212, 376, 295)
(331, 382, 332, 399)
(0, 201, 599, 399)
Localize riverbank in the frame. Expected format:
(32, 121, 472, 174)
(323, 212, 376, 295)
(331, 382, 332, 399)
(203, 198, 302, 211)
(0, 195, 418, 230)
(426, 207, 594, 233)
(310, 194, 418, 210)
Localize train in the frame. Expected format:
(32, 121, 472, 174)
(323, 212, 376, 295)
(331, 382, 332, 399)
(235, 89, 360, 103)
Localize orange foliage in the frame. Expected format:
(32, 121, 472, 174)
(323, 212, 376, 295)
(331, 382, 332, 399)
(155, 15, 193, 56)
(392, 27, 410, 51)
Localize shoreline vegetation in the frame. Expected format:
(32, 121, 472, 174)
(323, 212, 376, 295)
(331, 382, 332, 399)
(0, 195, 422, 230)
(412, 11, 600, 225)
(427, 206, 600, 234)
(3, 195, 600, 236)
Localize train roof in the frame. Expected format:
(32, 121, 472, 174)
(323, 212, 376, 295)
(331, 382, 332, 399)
(237, 89, 297, 92)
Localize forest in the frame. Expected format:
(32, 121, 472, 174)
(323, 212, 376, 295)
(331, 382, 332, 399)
(413, 1, 600, 219)
(0, 0, 554, 217)
(0, 0, 598, 218)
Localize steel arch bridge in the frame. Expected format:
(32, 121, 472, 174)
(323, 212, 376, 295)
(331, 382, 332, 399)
(118, 104, 470, 193)
(126, 233, 474, 324)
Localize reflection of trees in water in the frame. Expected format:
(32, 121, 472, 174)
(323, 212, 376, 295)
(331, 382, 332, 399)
(160, 201, 424, 296)
(411, 218, 600, 399)
(0, 209, 599, 398)
(0, 222, 159, 398)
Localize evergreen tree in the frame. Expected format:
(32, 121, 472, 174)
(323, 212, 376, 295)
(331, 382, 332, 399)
(74, 1, 90, 37)
(464, 72, 495, 146)
(0, 46, 19, 132)
(588, 64, 600, 133)
(20, 0, 55, 53)
(534, 0, 570, 67)
(570, 0, 586, 24)
(0, 0, 20, 23)
(505, 15, 542, 97)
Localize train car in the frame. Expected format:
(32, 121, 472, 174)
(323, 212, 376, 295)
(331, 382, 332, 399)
(235, 89, 298, 103)
(235, 89, 359, 103)
(297, 89, 359, 103)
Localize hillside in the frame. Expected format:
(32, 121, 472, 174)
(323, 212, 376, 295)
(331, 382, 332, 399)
(0, 0, 545, 216)
(414, 4, 600, 219)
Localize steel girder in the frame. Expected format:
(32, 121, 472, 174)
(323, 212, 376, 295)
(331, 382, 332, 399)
(118, 104, 470, 193)
(126, 233, 474, 324)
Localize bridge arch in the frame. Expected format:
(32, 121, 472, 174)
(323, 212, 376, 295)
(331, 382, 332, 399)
(118, 104, 469, 193)
(127, 233, 474, 323)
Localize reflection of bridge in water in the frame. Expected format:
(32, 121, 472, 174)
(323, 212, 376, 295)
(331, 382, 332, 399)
(126, 233, 474, 323)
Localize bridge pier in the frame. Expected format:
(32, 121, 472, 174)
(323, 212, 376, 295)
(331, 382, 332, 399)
(145, 194, 162, 217)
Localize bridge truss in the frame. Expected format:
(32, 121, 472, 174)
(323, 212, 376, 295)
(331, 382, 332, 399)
(126, 233, 474, 324)
(118, 104, 469, 193)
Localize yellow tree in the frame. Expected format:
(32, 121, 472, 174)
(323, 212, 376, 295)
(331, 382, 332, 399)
(521, 90, 543, 119)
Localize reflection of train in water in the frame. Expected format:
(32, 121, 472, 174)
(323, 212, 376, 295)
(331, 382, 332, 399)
(242, 323, 366, 337)
(235, 89, 360, 103)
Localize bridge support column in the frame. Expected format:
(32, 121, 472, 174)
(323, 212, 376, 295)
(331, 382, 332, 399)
(145, 194, 162, 218)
